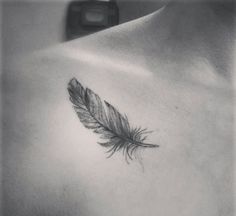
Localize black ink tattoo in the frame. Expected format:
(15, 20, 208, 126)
(67, 78, 159, 162)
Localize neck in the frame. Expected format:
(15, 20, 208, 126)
(142, 2, 235, 81)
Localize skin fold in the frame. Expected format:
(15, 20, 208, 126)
(2, 1, 235, 216)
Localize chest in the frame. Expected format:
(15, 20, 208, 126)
(80, 69, 233, 168)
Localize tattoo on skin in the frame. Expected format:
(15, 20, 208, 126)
(67, 78, 159, 162)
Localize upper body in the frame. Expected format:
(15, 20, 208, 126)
(3, 1, 235, 216)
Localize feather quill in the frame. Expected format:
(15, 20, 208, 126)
(68, 78, 159, 161)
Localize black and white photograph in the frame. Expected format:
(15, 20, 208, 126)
(1, 0, 235, 215)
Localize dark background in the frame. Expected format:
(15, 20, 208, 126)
(2, 0, 164, 58)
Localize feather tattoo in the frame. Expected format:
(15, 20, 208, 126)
(67, 78, 159, 161)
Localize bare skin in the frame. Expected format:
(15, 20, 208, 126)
(3, 2, 235, 216)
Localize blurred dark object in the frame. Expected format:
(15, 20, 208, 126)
(65, 0, 119, 40)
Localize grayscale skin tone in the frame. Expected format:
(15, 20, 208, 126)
(3, 1, 235, 216)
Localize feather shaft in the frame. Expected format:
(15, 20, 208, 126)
(68, 78, 159, 161)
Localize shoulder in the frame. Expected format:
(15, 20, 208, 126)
(5, 11, 158, 108)
(10, 10, 153, 79)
